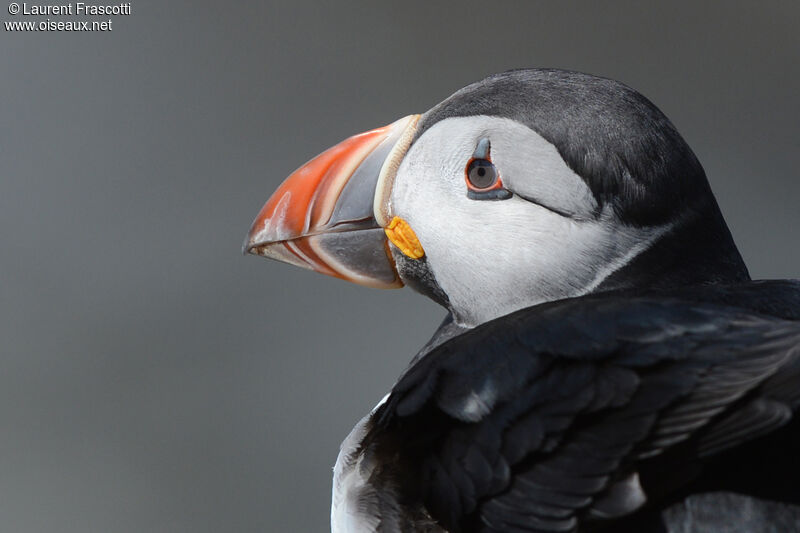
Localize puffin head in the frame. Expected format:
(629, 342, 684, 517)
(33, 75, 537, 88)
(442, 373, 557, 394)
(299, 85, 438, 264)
(245, 69, 749, 327)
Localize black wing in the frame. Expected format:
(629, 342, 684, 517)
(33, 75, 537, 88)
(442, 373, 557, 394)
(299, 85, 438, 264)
(362, 286, 800, 533)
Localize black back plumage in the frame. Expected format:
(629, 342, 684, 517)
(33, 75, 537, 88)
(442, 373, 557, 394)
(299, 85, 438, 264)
(359, 281, 800, 533)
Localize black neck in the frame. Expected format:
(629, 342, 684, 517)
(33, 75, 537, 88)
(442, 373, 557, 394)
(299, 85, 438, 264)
(598, 202, 750, 293)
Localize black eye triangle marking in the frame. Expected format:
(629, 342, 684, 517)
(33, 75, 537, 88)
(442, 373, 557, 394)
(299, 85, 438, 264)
(467, 189, 512, 200)
(473, 138, 491, 159)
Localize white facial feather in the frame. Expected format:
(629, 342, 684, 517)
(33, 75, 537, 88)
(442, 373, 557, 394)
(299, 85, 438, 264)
(390, 116, 670, 327)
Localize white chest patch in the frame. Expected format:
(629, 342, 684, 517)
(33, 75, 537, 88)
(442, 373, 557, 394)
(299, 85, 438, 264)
(331, 395, 388, 533)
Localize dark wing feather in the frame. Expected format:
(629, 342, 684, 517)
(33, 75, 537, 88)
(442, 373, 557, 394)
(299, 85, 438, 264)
(365, 291, 800, 533)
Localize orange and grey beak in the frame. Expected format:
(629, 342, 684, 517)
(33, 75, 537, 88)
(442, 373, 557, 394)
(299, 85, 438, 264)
(244, 115, 420, 288)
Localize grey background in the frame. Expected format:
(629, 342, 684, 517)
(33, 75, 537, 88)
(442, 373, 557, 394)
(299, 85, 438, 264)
(1, 1, 798, 531)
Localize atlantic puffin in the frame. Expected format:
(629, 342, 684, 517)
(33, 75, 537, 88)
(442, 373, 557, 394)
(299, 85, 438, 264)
(244, 69, 800, 532)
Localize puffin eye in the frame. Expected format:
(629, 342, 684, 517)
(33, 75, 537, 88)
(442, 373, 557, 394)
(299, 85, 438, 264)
(464, 138, 512, 201)
(466, 159, 498, 189)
